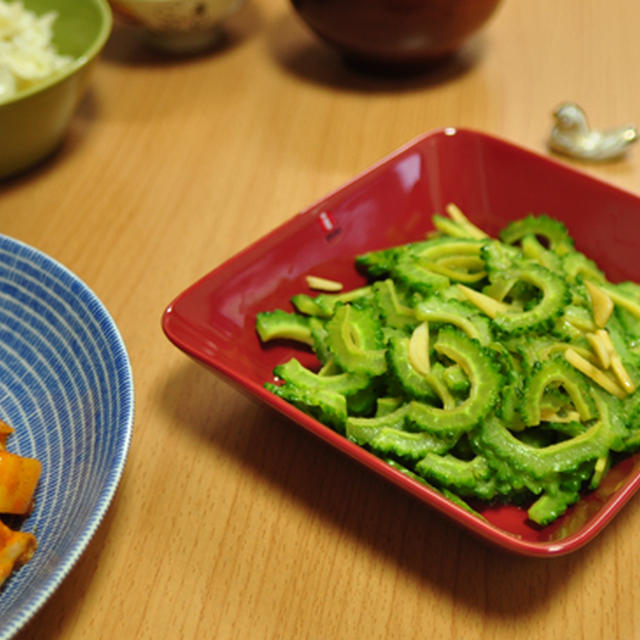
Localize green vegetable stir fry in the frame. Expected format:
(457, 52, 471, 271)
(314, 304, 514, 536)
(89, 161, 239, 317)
(256, 205, 640, 526)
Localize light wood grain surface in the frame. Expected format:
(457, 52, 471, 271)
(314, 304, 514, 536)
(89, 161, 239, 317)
(4, 0, 640, 638)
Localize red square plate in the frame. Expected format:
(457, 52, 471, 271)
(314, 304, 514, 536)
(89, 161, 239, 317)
(162, 128, 640, 557)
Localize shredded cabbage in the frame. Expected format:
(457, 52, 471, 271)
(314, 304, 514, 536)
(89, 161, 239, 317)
(0, 0, 73, 103)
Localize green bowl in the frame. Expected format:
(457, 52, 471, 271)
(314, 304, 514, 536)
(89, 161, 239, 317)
(0, 0, 113, 179)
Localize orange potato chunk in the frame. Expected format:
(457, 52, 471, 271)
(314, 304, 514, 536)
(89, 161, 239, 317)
(0, 452, 41, 515)
(0, 518, 36, 586)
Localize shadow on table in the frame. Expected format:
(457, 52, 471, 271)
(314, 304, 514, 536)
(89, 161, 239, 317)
(266, 12, 484, 94)
(156, 359, 616, 622)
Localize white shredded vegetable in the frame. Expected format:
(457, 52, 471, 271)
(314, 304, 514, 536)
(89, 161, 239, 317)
(0, 1, 73, 102)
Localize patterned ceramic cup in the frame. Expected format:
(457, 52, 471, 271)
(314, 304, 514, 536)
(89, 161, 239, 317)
(112, 0, 245, 53)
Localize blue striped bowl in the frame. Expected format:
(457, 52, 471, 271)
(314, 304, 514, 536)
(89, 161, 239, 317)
(0, 236, 134, 638)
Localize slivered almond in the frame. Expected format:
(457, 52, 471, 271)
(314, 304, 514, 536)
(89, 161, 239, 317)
(594, 456, 608, 474)
(586, 332, 611, 369)
(611, 354, 636, 393)
(408, 322, 430, 376)
(585, 281, 614, 327)
(596, 328, 615, 356)
(590, 454, 610, 489)
(564, 348, 626, 399)
(305, 275, 343, 292)
(604, 286, 640, 320)
(457, 284, 510, 319)
(594, 329, 636, 393)
(445, 203, 488, 239)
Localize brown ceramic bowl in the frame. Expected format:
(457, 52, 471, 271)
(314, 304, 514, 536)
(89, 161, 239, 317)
(289, 0, 503, 68)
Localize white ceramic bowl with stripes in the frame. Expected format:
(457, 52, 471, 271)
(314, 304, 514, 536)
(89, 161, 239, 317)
(0, 235, 134, 638)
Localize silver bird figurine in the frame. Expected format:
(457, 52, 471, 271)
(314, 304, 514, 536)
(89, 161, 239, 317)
(549, 102, 638, 161)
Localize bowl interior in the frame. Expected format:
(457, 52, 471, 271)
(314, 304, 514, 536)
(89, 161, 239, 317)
(164, 128, 640, 557)
(23, 0, 112, 58)
(5, 0, 112, 103)
(0, 236, 133, 638)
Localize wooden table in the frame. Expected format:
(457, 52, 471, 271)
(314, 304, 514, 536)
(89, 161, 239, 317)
(5, 0, 640, 637)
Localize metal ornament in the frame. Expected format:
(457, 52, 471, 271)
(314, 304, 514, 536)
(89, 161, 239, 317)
(549, 102, 638, 161)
